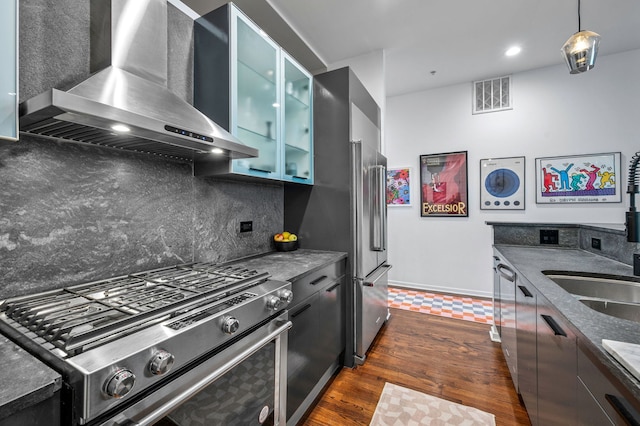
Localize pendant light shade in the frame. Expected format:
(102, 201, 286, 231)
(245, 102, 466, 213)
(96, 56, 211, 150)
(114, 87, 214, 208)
(562, 30, 601, 74)
(561, 0, 601, 74)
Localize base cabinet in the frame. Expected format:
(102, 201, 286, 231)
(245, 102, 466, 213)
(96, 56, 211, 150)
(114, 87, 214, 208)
(577, 376, 615, 426)
(515, 279, 538, 426)
(286, 259, 346, 424)
(496, 248, 579, 426)
(536, 293, 577, 426)
(494, 251, 518, 389)
(577, 342, 640, 425)
(287, 291, 322, 420)
(0, 391, 60, 426)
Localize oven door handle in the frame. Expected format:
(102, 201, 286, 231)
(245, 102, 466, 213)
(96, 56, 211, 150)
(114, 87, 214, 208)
(124, 320, 292, 426)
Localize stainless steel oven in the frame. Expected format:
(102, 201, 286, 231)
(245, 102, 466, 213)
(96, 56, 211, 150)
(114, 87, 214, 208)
(108, 311, 290, 426)
(0, 263, 293, 426)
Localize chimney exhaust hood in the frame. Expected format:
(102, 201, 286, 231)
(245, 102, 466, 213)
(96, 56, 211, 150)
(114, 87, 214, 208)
(19, 0, 257, 161)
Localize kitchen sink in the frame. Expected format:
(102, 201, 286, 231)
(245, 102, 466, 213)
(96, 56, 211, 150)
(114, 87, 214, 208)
(578, 299, 640, 323)
(543, 271, 640, 303)
(543, 271, 640, 322)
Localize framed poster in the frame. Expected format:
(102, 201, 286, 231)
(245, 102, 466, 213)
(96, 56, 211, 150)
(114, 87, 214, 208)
(480, 156, 525, 210)
(535, 152, 621, 204)
(420, 151, 468, 217)
(386, 167, 412, 206)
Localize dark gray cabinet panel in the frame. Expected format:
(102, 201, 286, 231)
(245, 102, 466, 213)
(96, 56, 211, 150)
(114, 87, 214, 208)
(0, 391, 60, 426)
(536, 293, 577, 426)
(577, 376, 615, 425)
(318, 279, 344, 367)
(577, 342, 640, 426)
(515, 278, 538, 426)
(286, 258, 346, 422)
(495, 251, 518, 390)
(287, 291, 322, 420)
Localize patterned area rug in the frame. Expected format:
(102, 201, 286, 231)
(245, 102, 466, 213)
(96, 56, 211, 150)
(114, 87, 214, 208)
(370, 383, 496, 426)
(388, 287, 493, 324)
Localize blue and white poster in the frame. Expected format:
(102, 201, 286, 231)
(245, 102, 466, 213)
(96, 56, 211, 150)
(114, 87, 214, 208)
(480, 156, 525, 210)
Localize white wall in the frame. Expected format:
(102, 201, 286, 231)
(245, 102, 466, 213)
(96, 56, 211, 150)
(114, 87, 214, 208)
(385, 49, 640, 298)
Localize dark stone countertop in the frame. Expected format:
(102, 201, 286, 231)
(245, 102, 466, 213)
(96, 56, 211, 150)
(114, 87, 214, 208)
(494, 244, 640, 400)
(223, 249, 347, 282)
(0, 335, 61, 421)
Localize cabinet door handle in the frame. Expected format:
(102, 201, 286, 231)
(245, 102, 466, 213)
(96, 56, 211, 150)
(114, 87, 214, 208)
(518, 285, 533, 298)
(540, 314, 567, 337)
(249, 167, 273, 174)
(291, 304, 312, 318)
(497, 264, 515, 282)
(326, 282, 341, 292)
(310, 275, 328, 286)
(605, 394, 640, 426)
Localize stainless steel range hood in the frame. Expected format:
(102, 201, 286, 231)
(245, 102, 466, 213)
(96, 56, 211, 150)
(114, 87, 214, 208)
(19, 0, 257, 161)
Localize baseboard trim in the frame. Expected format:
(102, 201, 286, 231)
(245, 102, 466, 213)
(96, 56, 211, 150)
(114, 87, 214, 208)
(389, 279, 493, 299)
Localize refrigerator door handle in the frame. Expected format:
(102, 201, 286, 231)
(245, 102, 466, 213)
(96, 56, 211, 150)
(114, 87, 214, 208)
(351, 139, 364, 276)
(362, 264, 393, 286)
(371, 164, 386, 251)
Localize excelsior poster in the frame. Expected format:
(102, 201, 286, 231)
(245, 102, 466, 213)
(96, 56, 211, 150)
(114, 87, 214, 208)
(420, 151, 468, 217)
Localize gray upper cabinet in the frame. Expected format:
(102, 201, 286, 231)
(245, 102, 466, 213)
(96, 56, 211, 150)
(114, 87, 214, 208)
(193, 3, 313, 184)
(0, 0, 18, 142)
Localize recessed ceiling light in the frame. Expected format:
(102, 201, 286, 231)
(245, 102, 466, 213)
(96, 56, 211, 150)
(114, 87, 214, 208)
(111, 124, 130, 132)
(505, 46, 521, 57)
(211, 148, 224, 155)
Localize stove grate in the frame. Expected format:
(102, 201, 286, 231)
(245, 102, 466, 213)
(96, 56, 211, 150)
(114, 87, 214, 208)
(0, 263, 266, 356)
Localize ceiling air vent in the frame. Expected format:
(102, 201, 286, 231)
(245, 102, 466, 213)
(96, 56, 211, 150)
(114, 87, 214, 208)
(473, 75, 512, 114)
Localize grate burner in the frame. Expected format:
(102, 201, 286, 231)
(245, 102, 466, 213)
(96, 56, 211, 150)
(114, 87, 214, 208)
(0, 263, 267, 357)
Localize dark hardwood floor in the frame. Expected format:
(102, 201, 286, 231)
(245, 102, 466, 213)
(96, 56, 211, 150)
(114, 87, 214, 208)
(301, 308, 531, 426)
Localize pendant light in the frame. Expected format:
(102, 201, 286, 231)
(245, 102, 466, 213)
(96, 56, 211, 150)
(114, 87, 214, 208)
(561, 0, 601, 74)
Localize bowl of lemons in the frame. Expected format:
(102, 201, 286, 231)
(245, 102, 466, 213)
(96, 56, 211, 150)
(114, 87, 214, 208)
(273, 231, 298, 252)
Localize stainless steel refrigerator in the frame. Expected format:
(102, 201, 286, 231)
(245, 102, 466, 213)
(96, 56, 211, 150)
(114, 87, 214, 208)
(284, 67, 390, 367)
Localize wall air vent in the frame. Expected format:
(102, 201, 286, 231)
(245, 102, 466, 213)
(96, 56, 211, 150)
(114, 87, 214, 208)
(473, 75, 512, 114)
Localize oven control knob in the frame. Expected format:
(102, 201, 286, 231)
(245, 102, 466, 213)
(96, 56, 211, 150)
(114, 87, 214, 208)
(222, 316, 240, 334)
(149, 350, 175, 376)
(279, 289, 294, 304)
(266, 295, 282, 311)
(104, 368, 136, 399)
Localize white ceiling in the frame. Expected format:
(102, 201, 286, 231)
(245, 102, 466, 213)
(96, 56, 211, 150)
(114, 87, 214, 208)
(183, 0, 640, 97)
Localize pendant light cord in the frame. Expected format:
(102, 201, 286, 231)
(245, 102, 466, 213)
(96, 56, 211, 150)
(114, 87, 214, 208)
(577, 0, 582, 31)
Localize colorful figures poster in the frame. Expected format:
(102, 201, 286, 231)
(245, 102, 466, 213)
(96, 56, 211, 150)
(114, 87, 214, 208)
(535, 152, 621, 204)
(420, 151, 468, 217)
(386, 167, 412, 206)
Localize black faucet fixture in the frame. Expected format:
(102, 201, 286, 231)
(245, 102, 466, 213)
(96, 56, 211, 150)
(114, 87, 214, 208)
(626, 152, 640, 242)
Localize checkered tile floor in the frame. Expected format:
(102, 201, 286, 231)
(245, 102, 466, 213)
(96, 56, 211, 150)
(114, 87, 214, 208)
(388, 287, 494, 324)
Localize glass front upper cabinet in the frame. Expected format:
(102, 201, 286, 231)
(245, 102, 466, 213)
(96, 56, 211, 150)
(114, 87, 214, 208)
(194, 4, 313, 185)
(0, 0, 18, 142)
(282, 52, 313, 184)
(231, 8, 281, 179)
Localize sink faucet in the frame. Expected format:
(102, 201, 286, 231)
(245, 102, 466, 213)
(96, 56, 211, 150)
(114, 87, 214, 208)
(626, 152, 640, 242)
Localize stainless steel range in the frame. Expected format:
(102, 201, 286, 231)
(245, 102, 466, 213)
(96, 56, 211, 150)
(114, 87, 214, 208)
(0, 262, 293, 425)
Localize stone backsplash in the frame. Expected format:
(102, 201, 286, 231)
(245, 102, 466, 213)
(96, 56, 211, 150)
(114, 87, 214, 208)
(490, 222, 640, 267)
(0, 1, 283, 299)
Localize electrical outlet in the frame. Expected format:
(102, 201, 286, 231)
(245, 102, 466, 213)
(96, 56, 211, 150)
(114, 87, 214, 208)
(239, 221, 253, 233)
(540, 229, 559, 245)
(591, 237, 601, 250)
